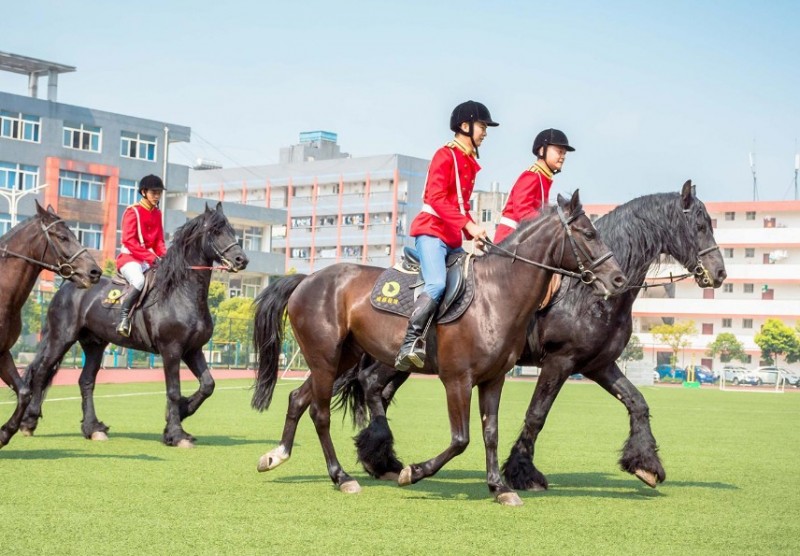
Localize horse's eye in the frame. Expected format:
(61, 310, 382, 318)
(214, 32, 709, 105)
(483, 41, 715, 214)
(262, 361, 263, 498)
(57, 234, 69, 242)
(584, 230, 596, 240)
(697, 223, 706, 234)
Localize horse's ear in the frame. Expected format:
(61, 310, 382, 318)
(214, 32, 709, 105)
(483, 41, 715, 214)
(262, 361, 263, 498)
(216, 201, 224, 214)
(204, 203, 211, 214)
(681, 180, 693, 210)
(556, 193, 567, 208)
(35, 200, 46, 216)
(47, 204, 56, 214)
(568, 189, 582, 214)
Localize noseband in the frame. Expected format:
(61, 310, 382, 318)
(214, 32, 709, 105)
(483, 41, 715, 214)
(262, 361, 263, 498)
(0, 218, 88, 279)
(484, 205, 613, 285)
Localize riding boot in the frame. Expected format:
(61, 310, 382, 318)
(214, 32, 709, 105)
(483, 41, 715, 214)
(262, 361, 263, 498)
(394, 293, 439, 371)
(116, 288, 142, 337)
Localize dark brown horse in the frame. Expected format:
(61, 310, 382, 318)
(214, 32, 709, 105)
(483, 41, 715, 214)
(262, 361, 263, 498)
(18, 203, 248, 447)
(251, 191, 626, 505)
(326, 181, 728, 491)
(0, 202, 101, 447)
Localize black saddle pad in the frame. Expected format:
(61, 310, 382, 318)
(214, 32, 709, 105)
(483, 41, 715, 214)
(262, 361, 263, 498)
(100, 269, 156, 309)
(370, 259, 475, 324)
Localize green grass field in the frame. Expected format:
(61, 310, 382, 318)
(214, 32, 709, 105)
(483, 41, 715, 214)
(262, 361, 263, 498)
(0, 378, 798, 555)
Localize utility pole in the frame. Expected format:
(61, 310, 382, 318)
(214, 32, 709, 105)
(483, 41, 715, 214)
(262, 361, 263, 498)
(794, 151, 798, 201)
(749, 151, 758, 201)
(0, 182, 48, 227)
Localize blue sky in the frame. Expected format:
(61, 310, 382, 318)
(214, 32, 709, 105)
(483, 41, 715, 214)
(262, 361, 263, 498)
(2, 1, 798, 203)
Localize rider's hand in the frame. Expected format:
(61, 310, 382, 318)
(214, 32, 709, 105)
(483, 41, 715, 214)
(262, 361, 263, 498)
(465, 221, 488, 249)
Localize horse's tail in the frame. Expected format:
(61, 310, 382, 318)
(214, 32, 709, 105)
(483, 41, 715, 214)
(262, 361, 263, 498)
(332, 354, 372, 429)
(251, 273, 307, 412)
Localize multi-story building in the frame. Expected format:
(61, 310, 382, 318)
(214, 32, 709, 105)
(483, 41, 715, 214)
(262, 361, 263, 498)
(0, 51, 284, 295)
(189, 131, 430, 273)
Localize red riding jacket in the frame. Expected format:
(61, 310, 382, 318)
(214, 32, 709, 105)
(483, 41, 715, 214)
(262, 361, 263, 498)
(116, 201, 167, 269)
(493, 160, 554, 243)
(409, 140, 480, 249)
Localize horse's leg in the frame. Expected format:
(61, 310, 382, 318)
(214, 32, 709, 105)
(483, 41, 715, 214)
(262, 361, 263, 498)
(0, 351, 30, 447)
(478, 375, 523, 506)
(78, 340, 111, 440)
(587, 362, 666, 487)
(178, 348, 215, 421)
(398, 376, 472, 488)
(355, 363, 406, 480)
(161, 348, 195, 448)
(502, 361, 570, 491)
(20, 338, 77, 436)
(257, 378, 312, 472)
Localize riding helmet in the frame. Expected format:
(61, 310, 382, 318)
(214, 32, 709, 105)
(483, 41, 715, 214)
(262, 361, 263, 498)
(532, 129, 575, 157)
(449, 101, 500, 133)
(138, 174, 166, 195)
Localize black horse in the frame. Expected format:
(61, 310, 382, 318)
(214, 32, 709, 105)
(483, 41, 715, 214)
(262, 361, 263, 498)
(280, 181, 727, 488)
(18, 203, 248, 447)
(0, 202, 101, 447)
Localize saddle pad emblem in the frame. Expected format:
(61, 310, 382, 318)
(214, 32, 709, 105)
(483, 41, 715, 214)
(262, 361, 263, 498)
(105, 289, 123, 304)
(380, 281, 401, 299)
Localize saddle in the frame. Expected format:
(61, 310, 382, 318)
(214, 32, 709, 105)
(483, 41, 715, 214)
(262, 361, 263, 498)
(370, 247, 475, 324)
(101, 268, 156, 310)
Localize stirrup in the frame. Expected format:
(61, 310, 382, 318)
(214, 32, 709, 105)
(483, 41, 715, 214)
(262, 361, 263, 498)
(117, 319, 131, 337)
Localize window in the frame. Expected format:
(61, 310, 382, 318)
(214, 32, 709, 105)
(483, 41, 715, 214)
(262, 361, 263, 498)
(0, 162, 39, 190)
(120, 131, 157, 161)
(745, 248, 755, 258)
(69, 221, 103, 249)
(63, 122, 102, 152)
(118, 179, 137, 206)
(743, 319, 753, 329)
(0, 212, 11, 235)
(743, 283, 754, 294)
(722, 318, 732, 328)
(702, 323, 714, 335)
(724, 212, 735, 221)
(59, 170, 104, 201)
(291, 248, 309, 259)
(745, 211, 756, 220)
(723, 248, 734, 258)
(238, 226, 263, 251)
(481, 209, 492, 223)
(723, 284, 733, 293)
(242, 276, 262, 298)
(0, 110, 41, 142)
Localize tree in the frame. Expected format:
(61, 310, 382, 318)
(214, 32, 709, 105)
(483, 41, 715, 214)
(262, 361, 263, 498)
(706, 332, 748, 363)
(754, 319, 800, 366)
(207, 280, 227, 316)
(651, 320, 697, 366)
(21, 294, 43, 337)
(619, 335, 644, 371)
(212, 296, 254, 344)
(102, 259, 116, 277)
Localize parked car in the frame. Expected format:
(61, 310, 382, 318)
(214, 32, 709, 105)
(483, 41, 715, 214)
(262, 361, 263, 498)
(748, 366, 800, 387)
(721, 365, 749, 385)
(654, 364, 686, 380)
(682, 365, 718, 384)
(652, 370, 660, 383)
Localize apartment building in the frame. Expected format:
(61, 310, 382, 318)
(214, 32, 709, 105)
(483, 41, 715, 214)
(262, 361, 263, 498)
(189, 131, 430, 274)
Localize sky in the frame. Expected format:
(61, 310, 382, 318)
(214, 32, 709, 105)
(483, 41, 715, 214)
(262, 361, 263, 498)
(2, 1, 799, 204)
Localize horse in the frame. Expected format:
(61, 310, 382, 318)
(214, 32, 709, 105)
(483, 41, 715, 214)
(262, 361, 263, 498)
(17, 203, 248, 448)
(327, 180, 727, 490)
(251, 190, 627, 506)
(0, 201, 102, 447)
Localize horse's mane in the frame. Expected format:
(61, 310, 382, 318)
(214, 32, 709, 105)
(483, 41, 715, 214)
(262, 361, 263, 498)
(489, 204, 559, 256)
(0, 210, 51, 247)
(153, 208, 229, 301)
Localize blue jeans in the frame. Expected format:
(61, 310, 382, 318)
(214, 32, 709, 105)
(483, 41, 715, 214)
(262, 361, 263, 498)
(415, 235, 463, 302)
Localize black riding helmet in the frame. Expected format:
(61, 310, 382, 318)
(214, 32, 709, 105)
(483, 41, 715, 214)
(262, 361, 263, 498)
(450, 100, 499, 158)
(138, 174, 166, 196)
(532, 129, 574, 174)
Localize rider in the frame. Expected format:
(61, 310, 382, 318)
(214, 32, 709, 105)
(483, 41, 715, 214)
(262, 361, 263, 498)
(394, 100, 498, 371)
(115, 174, 167, 337)
(493, 128, 575, 243)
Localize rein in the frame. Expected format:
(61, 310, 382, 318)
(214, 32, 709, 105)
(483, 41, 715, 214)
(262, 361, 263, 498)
(188, 239, 240, 272)
(483, 205, 613, 285)
(0, 219, 88, 279)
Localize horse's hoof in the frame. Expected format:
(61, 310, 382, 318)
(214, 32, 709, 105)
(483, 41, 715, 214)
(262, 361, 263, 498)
(377, 472, 399, 481)
(497, 492, 524, 507)
(20, 428, 34, 437)
(257, 445, 289, 472)
(90, 431, 109, 441)
(176, 439, 195, 449)
(339, 480, 361, 494)
(397, 466, 413, 487)
(635, 468, 657, 488)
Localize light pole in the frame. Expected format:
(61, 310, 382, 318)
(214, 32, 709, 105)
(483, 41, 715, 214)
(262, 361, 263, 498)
(0, 182, 49, 227)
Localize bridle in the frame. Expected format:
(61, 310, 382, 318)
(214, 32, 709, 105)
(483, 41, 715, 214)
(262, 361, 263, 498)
(0, 217, 88, 279)
(484, 205, 614, 285)
(188, 227, 241, 272)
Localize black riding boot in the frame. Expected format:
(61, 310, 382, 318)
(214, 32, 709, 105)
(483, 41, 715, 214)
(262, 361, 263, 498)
(116, 288, 142, 337)
(394, 293, 439, 371)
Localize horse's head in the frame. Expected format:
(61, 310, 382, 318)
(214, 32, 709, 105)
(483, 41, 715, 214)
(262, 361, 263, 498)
(672, 180, 726, 288)
(554, 190, 627, 297)
(34, 202, 102, 288)
(201, 203, 249, 272)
